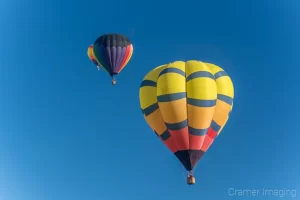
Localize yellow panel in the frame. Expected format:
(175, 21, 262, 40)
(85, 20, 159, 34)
(156, 62, 187, 124)
(139, 87, 158, 109)
(167, 61, 186, 71)
(157, 62, 186, 96)
(187, 78, 217, 100)
(157, 73, 186, 95)
(206, 63, 234, 99)
(212, 100, 232, 126)
(139, 66, 164, 109)
(143, 65, 166, 82)
(206, 63, 234, 136)
(139, 65, 169, 135)
(87, 47, 93, 58)
(144, 110, 167, 135)
(205, 63, 223, 74)
(158, 99, 187, 123)
(217, 117, 228, 136)
(185, 60, 209, 77)
(216, 77, 234, 98)
(187, 105, 215, 129)
(186, 61, 217, 100)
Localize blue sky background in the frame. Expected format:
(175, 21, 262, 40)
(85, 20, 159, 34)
(0, 0, 299, 199)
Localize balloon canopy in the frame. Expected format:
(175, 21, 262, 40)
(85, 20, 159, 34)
(93, 33, 133, 84)
(87, 44, 101, 68)
(139, 60, 234, 184)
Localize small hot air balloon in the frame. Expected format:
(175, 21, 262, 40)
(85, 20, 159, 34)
(93, 33, 133, 85)
(87, 44, 101, 70)
(139, 60, 234, 185)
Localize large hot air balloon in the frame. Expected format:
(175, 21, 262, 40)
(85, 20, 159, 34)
(93, 33, 133, 85)
(139, 60, 234, 185)
(87, 44, 101, 70)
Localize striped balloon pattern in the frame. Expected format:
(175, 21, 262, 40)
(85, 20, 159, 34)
(93, 33, 133, 84)
(139, 60, 234, 173)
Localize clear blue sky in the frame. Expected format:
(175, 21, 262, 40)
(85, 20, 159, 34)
(0, 0, 299, 199)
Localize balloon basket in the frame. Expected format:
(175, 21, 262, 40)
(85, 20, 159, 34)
(187, 176, 196, 185)
(112, 80, 116, 85)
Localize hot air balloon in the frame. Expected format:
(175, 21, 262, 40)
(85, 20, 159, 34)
(139, 60, 234, 185)
(93, 33, 133, 85)
(87, 44, 101, 70)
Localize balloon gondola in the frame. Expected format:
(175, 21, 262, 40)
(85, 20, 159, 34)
(187, 171, 196, 185)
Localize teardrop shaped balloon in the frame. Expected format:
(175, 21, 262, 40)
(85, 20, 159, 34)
(93, 33, 133, 85)
(139, 60, 234, 185)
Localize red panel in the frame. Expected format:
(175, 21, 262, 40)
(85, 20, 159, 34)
(189, 135, 205, 150)
(168, 127, 189, 151)
(161, 137, 178, 153)
(117, 45, 132, 72)
(201, 128, 217, 152)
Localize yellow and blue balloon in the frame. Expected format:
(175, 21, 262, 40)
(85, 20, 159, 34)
(139, 60, 234, 185)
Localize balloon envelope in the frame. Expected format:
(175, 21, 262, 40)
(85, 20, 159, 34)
(139, 60, 234, 172)
(93, 33, 133, 81)
(87, 45, 100, 66)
